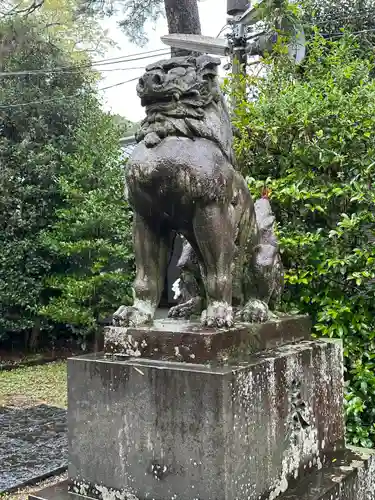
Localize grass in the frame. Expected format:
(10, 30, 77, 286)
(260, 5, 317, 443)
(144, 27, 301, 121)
(0, 361, 67, 408)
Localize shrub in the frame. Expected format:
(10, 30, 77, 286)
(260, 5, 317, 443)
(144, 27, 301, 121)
(40, 107, 134, 339)
(229, 33, 375, 447)
(0, 17, 134, 346)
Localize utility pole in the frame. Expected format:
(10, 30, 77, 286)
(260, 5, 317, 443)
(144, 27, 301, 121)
(227, 0, 249, 74)
(162, 0, 305, 76)
(231, 23, 248, 77)
(164, 0, 202, 56)
(227, 0, 249, 110)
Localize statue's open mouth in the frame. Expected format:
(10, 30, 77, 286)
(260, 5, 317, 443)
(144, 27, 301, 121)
(141, 94, 176, 107)
(140, 89, 202, 109)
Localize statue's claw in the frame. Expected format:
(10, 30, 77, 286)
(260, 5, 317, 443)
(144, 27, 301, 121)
(201, 302, 234, 328)
(235, 299, 270, 324)
(168, 297, 203, 320)
(112, 305, 153, 327)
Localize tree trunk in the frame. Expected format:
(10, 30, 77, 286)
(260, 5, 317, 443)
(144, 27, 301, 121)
(29, 318, 41, 351)
(164, 0, 201, 56)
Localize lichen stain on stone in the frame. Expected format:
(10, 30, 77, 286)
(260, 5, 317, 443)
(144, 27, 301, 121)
(118, 427, 126, 477)
(104, 328, 154, 358)
(326, 454, 375, 499)
(266, 358, 277, 480)
(124, 335, 142, 357)
(71, 479, 139, 500)
(204, 336, 212, 349)
(95, 484, 138, 500)
(314, 341, 345, 450)
(228, 343, 337, 499)
(267, 353, 321, 500)
(318, 343, 330, 385)
(331, 474, 346, 483)
(231, 368, 258, 498)
(355, 454, 375, 498)
(151, 463, 168, 480)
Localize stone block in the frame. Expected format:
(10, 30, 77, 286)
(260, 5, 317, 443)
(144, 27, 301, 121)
(104, 315, 311, 363)
(277, 449, 375, 500)
(29, 450, 375, 500)
(67, 339, 344, 500)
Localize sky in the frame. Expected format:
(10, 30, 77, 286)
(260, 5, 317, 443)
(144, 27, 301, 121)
(98, 0, 228, 122)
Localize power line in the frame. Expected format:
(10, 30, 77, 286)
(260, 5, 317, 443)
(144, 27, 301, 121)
(0, 51, 229, 78)
(0, 76, 141, 110)
(217, 24, 229, 38)
(0, 52, 232, 109)
(0, 66, 146, 76)
(322, 28, 375, 38)
(99, 76, 141, 91)
(91, 47, 171, 65)
(87, 50, 171, 67)
(0, 50, 171, 77)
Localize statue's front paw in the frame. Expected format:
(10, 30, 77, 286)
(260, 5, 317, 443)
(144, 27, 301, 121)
(112, 305, 153, 327)
(236, 299, 270, 323)
(168, 298, 203, 319)
(201, 301, 234, 328)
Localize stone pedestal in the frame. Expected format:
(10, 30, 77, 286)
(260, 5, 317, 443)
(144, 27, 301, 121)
(29, 316, 375, 500)
(104, 315, 311, 362)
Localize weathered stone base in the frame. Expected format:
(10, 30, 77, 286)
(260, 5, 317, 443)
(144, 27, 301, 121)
(66, 340, 345, 500)
(28, 450, 375, 500)
(104, 315, 311, 363)
(277, 449, 375, 500)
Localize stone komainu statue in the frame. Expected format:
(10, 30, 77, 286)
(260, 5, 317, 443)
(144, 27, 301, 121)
(113, 55, 283, 328)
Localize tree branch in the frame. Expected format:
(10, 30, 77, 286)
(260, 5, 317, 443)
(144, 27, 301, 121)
(1, 0, 45, 16)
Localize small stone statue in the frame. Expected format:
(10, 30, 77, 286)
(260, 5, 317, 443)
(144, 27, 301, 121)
(113, 55, 283, 328)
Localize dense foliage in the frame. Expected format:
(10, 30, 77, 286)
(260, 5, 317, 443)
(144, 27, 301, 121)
(0, 17, 133, 346)
(40, 107, 134, 338)
(229, 33, 375, 447)
(302, 0, 375, 41)
(111, 113, 139, 136)
(0, 0, 112, 55)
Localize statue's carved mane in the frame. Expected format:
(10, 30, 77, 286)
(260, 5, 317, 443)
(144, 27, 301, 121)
(135, 55, 235, 164)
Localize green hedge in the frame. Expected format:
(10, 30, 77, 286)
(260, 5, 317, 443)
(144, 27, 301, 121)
(0, 17, 134, 345)
(228, 33, 375, 447)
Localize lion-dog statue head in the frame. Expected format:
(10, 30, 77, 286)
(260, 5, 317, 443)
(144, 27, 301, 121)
(135, 54, 235, 164)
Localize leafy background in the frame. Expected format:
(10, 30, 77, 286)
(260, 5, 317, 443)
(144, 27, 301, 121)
(0, 15, 134, 348)
(228, 31, 375, 447)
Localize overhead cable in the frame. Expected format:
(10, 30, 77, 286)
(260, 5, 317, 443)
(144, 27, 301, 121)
(0, 76, 141, 109)
(0, 50, 171, 77)
(0, 66, 146, 76)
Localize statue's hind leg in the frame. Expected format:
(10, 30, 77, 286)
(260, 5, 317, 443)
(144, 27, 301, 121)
(192, 203, 237, 328)
(232, 189, 256, 308)
(113, 213, 171, 327)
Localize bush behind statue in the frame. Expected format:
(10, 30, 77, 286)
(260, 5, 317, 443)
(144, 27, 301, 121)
(0, 16, 134, 347)
(228, 33, 375, 447)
